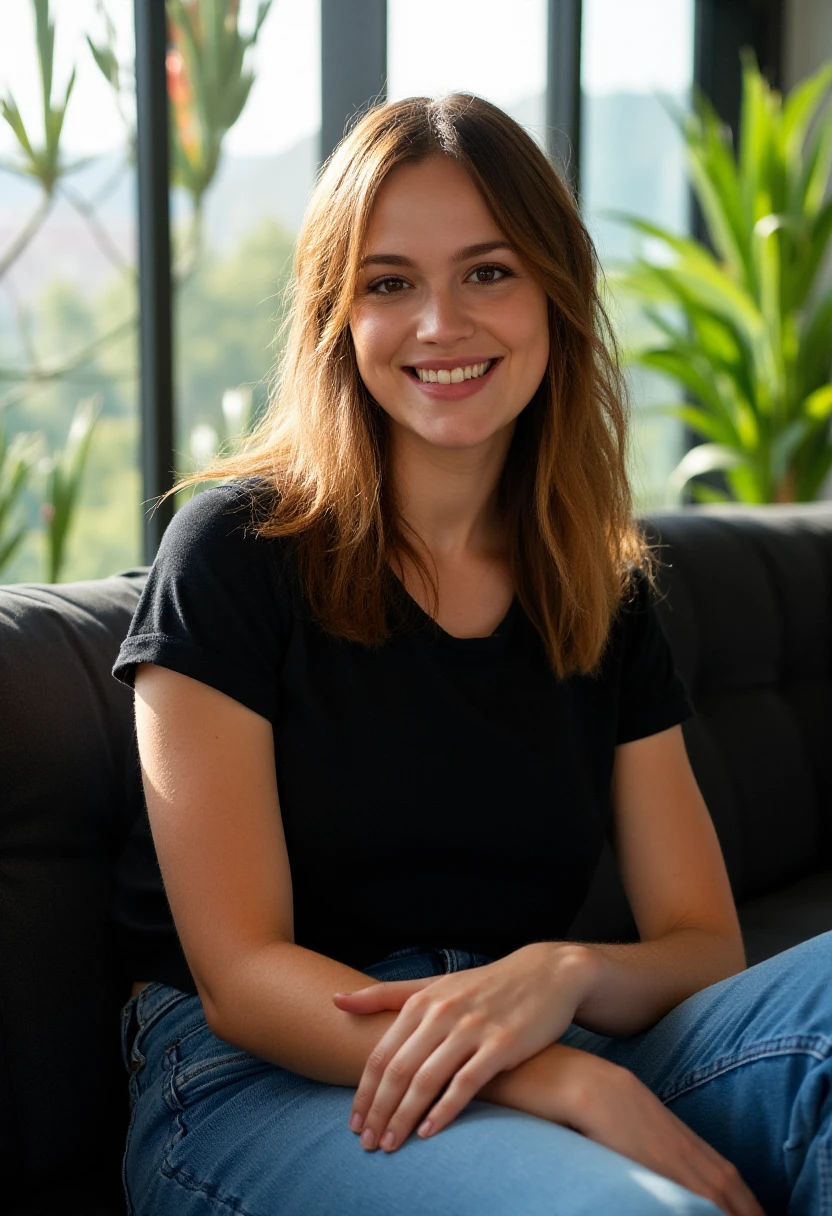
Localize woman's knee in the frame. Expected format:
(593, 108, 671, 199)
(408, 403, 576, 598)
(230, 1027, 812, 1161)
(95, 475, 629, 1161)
(380, 1103, 724, 1216)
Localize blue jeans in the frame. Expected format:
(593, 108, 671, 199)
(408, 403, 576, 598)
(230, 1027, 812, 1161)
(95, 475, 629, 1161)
(119, 933, 832, 1215)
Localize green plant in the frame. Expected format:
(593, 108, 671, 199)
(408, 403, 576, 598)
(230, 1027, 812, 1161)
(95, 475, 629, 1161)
(0, 420, 43, 577)
(40, 395, 103, 582)
(0, 0, 95, 275)
(165, 0, 272, 277)
(1, 0, 276, 582)
(607, 50, 832, 503)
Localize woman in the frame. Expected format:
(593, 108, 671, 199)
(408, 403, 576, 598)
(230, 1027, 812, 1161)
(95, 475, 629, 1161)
(113, 93, 831, 1216)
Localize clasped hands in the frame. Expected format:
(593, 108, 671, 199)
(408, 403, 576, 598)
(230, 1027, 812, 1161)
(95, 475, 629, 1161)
(331, 942, 590, 1153)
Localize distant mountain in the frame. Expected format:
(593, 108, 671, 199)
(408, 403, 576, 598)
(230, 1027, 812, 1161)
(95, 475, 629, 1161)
(199, 131, 319, 251)
(0, 90, 690, 319)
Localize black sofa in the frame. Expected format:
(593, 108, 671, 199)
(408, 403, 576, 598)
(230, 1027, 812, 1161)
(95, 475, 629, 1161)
(2, 501, 831, 1215)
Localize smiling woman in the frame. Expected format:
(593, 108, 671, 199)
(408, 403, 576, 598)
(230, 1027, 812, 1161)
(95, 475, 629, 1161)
(149, 90, 654, 670)
(108, 91, 814, 1216)
(346, 151, 550, 602)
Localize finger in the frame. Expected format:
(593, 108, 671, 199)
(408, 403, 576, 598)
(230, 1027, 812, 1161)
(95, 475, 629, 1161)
(334, 978, 434, 1011)
(682, 1145, 764, 1216)
(371, 1035, 478, 1152)
(706, 1161, 766, 1216)
(694, 1141, 765, 1216)
(350, 999, 440, 1136)
(356, 1016, 454, 1149)
(403, 1043, 507, 1146)
(332, 984, 386, 1002)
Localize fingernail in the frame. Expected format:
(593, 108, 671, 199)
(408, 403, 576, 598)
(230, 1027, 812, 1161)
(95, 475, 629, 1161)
(380, 1130, 395, 1150)
(361, 1128, 375, 1150)
(417, 1119, 432, 1138)
(349, 1112, 363, 1133)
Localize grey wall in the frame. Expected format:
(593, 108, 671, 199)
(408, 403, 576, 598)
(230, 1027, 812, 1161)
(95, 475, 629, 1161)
(783, 0, 832, 500)
(783, 0, 832, 90)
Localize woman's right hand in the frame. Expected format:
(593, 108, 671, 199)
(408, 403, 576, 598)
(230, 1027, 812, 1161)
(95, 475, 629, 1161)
(565, 1057, 766, 1216)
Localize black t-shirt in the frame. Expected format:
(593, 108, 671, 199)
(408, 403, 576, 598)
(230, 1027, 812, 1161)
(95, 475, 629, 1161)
(111, 477, 695, 995)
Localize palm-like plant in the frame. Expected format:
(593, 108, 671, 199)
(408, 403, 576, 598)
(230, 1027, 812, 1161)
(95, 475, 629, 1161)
(40, 396, 103, 583)
(608, 51, 832, 504)
(0, 422, 43, 575)
(0, 0, 97, 275)
(166, 0, 272, 276)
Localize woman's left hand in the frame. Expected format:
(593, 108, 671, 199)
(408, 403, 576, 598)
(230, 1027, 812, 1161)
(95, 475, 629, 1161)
(331, 942, 592, 1153)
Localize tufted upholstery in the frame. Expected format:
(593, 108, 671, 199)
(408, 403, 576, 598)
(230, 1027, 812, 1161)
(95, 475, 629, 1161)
(568, 504, 832, 963)
(1, 502, 831, 1213)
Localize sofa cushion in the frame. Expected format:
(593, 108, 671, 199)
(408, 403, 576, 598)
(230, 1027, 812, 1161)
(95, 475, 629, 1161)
(643, 505, 832, 899)
(0, 570, 146, 1206)
(565, 503, 832, 955)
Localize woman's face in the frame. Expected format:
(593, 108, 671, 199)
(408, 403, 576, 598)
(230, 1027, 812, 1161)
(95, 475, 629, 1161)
(348, 155, 550, 455)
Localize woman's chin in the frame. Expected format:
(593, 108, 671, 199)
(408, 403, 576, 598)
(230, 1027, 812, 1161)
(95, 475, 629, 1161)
(389, 412, 515, 450)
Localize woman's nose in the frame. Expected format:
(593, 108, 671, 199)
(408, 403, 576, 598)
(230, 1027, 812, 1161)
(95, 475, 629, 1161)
(415, 286, 476, 342)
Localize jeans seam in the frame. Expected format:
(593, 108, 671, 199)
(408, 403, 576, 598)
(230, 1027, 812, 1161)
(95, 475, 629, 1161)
(130, 989, 194, 1063)
(159, 1076, 262, 1216)
(657, 1032, 832, 1105)
(157, 1164, 262, 1216)
(121, 1078, 142, 1216)
(121, 999, 142, 1074)
(168, 1043, 270, 1101)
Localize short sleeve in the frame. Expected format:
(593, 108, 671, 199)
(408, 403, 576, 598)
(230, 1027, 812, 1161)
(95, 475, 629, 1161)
(112, 480, 289, 725)
(615, 568, 695, 745)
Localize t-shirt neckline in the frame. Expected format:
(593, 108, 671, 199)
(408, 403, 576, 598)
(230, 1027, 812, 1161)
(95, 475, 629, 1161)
(386, 566, 519, 650)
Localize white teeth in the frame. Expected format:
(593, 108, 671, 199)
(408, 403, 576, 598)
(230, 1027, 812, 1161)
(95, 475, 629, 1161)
(413, 359, 494, 384)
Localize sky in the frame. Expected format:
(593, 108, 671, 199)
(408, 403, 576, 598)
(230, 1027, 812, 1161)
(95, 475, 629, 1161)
(0, 0, 693, 158)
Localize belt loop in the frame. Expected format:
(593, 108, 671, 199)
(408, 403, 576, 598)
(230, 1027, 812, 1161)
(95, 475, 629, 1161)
(125, 999, 141, 1069)
(438, 947, 458, 973)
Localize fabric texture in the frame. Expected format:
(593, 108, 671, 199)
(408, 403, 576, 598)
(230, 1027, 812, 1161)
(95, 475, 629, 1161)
(119, 933, 832, 1215)
(111, 478, 695, 995)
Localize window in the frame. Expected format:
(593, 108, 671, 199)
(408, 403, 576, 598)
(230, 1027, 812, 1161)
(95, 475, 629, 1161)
(581, 0, 696, 510)
(387, 0, 548, 149)
(0, 0, 139, 582)
(169, 0, 320, 509)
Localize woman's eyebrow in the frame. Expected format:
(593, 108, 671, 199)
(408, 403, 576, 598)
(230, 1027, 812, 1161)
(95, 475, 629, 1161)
(358, 240, 518, 270)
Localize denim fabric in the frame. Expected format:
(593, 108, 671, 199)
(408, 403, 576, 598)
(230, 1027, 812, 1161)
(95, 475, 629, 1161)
(119, 934, 832, 1215)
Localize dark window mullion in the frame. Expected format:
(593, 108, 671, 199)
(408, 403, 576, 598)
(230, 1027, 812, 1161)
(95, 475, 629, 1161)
(320, 0, 387, 171)
(547, 0, 583, 199)
(134, 0, 174, 561)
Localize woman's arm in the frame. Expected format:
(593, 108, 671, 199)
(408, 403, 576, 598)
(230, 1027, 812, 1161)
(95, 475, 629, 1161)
(134, 663, 407, 1084)
(477, 1047, 765, 1214)
(475, 1039, 616, 1127)
(563, 726, 746, 1038)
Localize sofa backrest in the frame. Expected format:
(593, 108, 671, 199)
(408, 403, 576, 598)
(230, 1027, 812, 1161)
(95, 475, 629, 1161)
(566, 503, 832, 943)
(0, 569, 145, 1209)
(1, 502, 831, 1207)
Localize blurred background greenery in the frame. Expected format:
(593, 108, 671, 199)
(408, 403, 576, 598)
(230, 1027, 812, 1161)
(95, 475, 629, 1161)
(1, 0, 830, 583)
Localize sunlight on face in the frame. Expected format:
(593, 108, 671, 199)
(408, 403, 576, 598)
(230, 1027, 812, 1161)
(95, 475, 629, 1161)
(348, 155, 550, 457)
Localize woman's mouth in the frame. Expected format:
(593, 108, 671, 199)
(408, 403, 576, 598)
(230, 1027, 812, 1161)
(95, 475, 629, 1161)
(403, 357, 502, 401)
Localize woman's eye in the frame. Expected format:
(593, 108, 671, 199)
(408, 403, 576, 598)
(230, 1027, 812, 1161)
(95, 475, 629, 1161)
(471, 264, 511, 285)
(367, 276, 407, 295)
(366, 263, 513, 295)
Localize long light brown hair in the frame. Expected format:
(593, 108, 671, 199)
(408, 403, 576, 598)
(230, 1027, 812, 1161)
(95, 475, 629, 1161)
(158, 91, 661, 679)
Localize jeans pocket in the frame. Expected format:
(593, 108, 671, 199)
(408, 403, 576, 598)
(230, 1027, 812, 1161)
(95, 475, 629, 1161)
(166, 1022, 274, 1110)
(120, 996, 141, 1074)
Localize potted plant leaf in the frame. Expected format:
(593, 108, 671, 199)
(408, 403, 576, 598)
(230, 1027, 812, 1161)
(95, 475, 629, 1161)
(606, 50, 832, 504)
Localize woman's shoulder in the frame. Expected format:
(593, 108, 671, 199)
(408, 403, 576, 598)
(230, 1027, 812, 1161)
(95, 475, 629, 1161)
(161, 477, 281, 547)
(150, 478, 295, 601)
